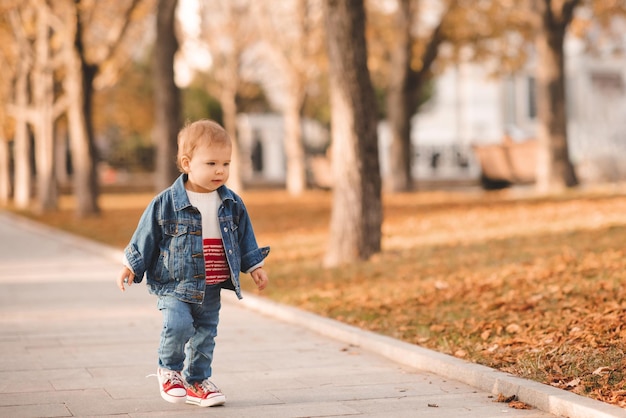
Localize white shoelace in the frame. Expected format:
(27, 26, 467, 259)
(147, 369, 185, 387)
(146, 370, 219, 394)
(198, 379, 220, 393)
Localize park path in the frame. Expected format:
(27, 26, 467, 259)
(0, 210, 621, 417)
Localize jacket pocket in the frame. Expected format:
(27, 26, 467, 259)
(164, 222, 188, 237)
(153, 250, 171, 284)
(163, 222, 190, 281)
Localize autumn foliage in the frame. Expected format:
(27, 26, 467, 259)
(248, 187, 626, 408)
(20, 186, 626, 407)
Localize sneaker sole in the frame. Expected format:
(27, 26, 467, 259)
(186, 394, 226, 407)
(160, 390, 187, 404)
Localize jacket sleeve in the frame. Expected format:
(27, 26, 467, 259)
(235, 196, 270, 272)
(123, 198, 162, 283)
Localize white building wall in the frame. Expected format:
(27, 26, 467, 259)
(414, 64, 506, 147)
(237, 113, 330, 185)
(237, 113, 286, 182)
(239, 45, 626, 186)
(566, 53, 626, 181)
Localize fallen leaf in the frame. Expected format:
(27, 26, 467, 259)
(593, 366, 612, 375)
(496, 393, 517, 403)
(506, 323, 521, 333)
(429, 324, 445, 332)
(509, 400, 532, 409)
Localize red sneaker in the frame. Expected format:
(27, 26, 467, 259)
(186, 379, 226, 407)
(156, 368, 186, 403)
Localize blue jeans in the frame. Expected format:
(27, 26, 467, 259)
(157, 285, 221, 384)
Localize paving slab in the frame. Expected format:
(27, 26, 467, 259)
(0, 210, 623, 417)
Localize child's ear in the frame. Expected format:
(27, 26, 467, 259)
(180, 155, 190, 172)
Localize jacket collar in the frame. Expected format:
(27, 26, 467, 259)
(217, 183, 236, 203)
(171, 174, 192, 211)
(171, 173, 235, 211)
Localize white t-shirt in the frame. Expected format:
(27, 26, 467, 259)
(186, 190, 230, 285)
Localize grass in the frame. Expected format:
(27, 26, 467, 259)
(9, 184, 626, 407)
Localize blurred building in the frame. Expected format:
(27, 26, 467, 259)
(238, 42, 626, 189)
(399, 41, 626, 185)
(236, 113, 330, 187)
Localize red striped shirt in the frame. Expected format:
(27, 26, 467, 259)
(203, 238, 230, 285)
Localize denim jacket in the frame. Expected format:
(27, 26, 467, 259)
(124, 174, 270, 303)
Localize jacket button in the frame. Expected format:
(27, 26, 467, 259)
(223, 227, 228, 232)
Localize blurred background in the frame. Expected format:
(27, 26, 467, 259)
(1, 0, 625, 215)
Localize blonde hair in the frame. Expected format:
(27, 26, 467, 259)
(176, 119, 232, 172)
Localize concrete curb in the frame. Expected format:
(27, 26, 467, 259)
(237, 293, 626, 418)
(4, 210, 625, 417)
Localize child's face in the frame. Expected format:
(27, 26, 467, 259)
(181, 142, 231, 193)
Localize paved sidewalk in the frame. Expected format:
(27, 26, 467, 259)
(0, 211, 623, 418)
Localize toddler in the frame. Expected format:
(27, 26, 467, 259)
(116, 119, 269, 407)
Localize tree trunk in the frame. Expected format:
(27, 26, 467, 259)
(323, 0, 382, 267)
(216, 33, 243, 192)
(10, 4, 34, 209)
(33, 1, 57, 212)
(252, 0, 310, 196)
(80, 65, 100, 214)
(534, 0, 579, 192)
(387, 5, 448, 193)
(69, 0, 143, 211)
(65, 62, 95, 216)
(153, 0, 181, 191)
(0, 138, 10, 204)
(283, 85, 307, 195)
(66, 2, 99, 217)
(55, 119, 70, 188)
(221, 88, 243, 192)
(385, 0, 413, 192)
(12, 68, 32, 209)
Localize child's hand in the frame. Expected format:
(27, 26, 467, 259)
(250, 267, 269, 291)
(117, 267, 135, 292)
